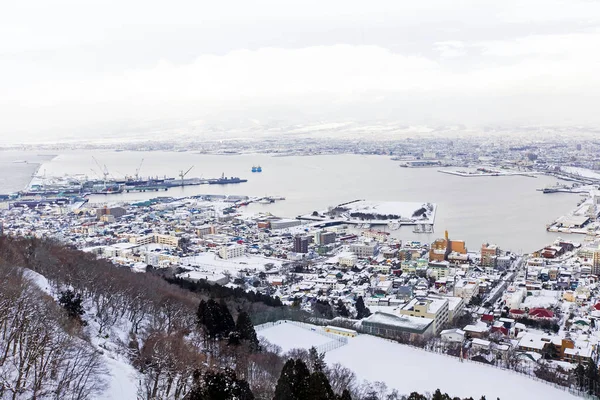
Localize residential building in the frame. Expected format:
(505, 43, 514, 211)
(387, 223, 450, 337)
(399, 297, 450, 334)
(219, 244, 244, 259)
(454, 279, 480, 301)
(315, 230, 336, 246)
(294, 235, 309, 253)
(130, 233, 180, 247)
(481, 243, 499, 267)
(196, 224, 216, 237)
(363, 230, 390, 242)
(440, 328, 465, 343)
(96, 206, 126, 220)
(350, 241, 378, 258)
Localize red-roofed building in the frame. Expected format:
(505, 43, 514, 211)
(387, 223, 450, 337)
(592, 303, 600, 311)
(481, 314, 495, 324)
(491, 324, 509, 336)
(528, 308, 555, 320)
(509, 309, 526, 318)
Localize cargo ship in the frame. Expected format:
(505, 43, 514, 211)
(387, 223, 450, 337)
(208, 173, 248, 185)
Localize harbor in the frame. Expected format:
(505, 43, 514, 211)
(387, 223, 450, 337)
(0, 150, 581, 252)
(438, 168, 538, 178)
(1, 159, 251, 201)
(545, 192, 600, 235)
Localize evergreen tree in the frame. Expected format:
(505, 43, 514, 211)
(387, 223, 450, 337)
(218, 299, 235, 338)
(585, 359, 598, 394)
(274, 359, 311, 400)
(432, 389, 445, 400)
(406, 393, 427, 400)
(338, 389, 352, 400)
(355, 296, 371, 319)
(58, 289, 85, 323)
(186, 368, 254, 400)
(313, 299, 334, 319)
(309, 346, 326, 373)
(204, 299, 222, 339)
(236, 311, 260, 351)
(197, 299, 234, 340)
(575, 363, 586, 390)
(292, 359, 311, 399)
(307, 371, 336, 400)
(335, 299, 350, 318)
(196, 299, 207, 326)
(274, 360, 296, 400)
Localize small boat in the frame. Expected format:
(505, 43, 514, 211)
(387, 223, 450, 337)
(252, 166, 257, 173)
(256, 165, 262, 172)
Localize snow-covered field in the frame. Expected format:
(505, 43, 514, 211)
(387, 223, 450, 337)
(326, 335, 575, 400)
(258, 322, 334, 353)
(258, 322, 576, 399)
(181, 253, 282, 274)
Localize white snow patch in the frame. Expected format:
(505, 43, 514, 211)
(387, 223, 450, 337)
(325, 335, 576, 400)
(560, 166, 600, 180)
(23, 268, 53, 296)
(181, 253, 282, 274)
(258, 322, 333, 353)
(522, 290, 561, 309)
(95, 354, 139, 400)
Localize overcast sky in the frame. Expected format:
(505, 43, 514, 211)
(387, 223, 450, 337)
(2, 0, 600, 142)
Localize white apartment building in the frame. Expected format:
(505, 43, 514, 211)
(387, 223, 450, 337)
(219, 244, 244, 259)
(349, 241, 378, 258)
(399, 297, 450, 334)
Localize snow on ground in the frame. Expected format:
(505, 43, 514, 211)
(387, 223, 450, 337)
(257, 322, 576, 399)
(325, 335, 576, 400)
(341, 200, 436, 223)
(560, 166, 600, 180)
(258, 322, 333, 353)
(22, 268, 140, 400)
(181, 253, 282, 274)
(96, 354, 140, 400)
(522, 290, 561, 309)
(23, 268, 53, 295)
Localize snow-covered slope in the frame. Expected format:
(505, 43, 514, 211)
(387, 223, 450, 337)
(24, 268, 140, 399)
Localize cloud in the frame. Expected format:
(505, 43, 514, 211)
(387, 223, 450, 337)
(3, 0, 600, 140)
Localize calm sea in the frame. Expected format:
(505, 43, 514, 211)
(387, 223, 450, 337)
(0, 150, 580, 253)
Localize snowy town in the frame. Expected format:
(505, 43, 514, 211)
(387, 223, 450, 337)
(2, 191, 600, 398)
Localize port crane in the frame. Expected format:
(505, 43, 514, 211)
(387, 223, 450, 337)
(134, 158, 144, 180)
(92, 156, 111, 182)
(179, 166, 194, 186)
